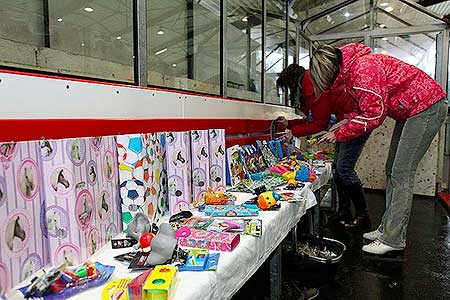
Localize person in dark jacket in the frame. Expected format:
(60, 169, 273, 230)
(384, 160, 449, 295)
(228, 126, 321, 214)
(277, 63, 371, 229)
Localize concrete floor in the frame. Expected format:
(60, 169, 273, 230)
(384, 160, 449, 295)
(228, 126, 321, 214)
(232, 189, 450, 300)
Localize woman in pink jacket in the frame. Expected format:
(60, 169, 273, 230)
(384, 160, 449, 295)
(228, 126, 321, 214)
(310, 43, 448, 256)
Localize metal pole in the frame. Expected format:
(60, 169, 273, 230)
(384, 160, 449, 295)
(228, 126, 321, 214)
(284, 1, 289, 106)
(295, 23, 300, 64)
(436, 28, 450, 191)
(246, 23, 252, 91)
(398, 0, 450, 24)
(367, 0, 375, 48)
(42, 0, 50, 48)
(187, 0, 194, 80)
(261, 0, 266, 103)
(134, 0, 148, 86)
(269, 245, 282, 300)
(220, 0, 227, 97)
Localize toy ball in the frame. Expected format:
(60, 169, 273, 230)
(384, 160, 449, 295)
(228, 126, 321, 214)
(257, 191, 279, 210)
(140, 232, 155, 253)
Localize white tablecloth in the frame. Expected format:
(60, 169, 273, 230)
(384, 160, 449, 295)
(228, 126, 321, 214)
(9, 165, 332, 300)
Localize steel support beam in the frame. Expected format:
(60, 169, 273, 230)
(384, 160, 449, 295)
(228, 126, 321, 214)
(134, 0, 148, 86)
(309, 24, 449, 41)
(220, 0, 227, 97)
(366, 0, 375, 47)
(261, 0, 266, 103)
(295, 24, 300, 64)
(186, 0, 194, 80)
(285, 1, 289, 106)
(269, 245, 282, 300)
(436, 28, 450, 191)
(398, 0, 450, 23)
(42, 0, 50, 48)
(301, 0, 359, 28)
(246, 24, 252, 91)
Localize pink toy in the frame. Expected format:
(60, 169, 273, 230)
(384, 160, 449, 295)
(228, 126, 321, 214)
(178, 229, 240, 252)
(175, 226, 191, 238)
(269, 165, 289, 175)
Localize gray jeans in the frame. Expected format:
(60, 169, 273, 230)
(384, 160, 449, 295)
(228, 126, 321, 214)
(377, 98, 448, 248)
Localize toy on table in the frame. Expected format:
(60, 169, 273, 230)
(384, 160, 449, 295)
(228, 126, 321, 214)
(178, 249, 220, 272)
(112, 238, 138, 249)
(142, 265, 177, 300)
(128, 269, 153, 300)
(169, 210, 193, 230)
(204, 204, 259, 217)
(286, 178, 298, 189)
(21, 262, 115, 300)
(140, 232, 155, 253)
(257, 191, 281, 210)
(146, 223, 177, 266)
(178, 229, 240, 252)
(101, 277, 133, 300)
(126, 212, 151, 242)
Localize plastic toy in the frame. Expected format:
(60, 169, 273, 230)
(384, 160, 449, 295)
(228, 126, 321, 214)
(175, 226, 191, 238)
(101, 277, 133, 300)
(287, 179, 298, 189)
(202, 187, 228, 205)
(143, 265, 177, 300)
(145, 223, 177, 266)
(127, 212, 151, 242)
(203, 204, 259, 217)
(23, 263, 66, 298)
(257, 191, 281, 210)
(178, 249, 220, 272)
(140, 233, 155, 253)
(177, 229, 240, 252)
(128, 269, 153, 300)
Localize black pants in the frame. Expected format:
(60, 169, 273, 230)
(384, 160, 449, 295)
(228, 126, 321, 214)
(334, 133, 370, 213)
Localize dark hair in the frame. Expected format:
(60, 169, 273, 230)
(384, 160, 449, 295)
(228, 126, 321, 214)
(276, 64, 306, 103)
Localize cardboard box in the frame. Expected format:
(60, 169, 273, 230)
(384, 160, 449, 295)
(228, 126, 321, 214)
(165, 132, 192, 215)
(190, 130, 210, 202)
(143, 265, 177, 300)
(203, 204, 259, 217)
(208, 129, 226, 191)
(178, 229, 240, 252)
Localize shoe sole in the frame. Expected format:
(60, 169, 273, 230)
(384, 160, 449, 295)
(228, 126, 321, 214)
(307, 291, 320, 300)
(362, 250, 406, 262)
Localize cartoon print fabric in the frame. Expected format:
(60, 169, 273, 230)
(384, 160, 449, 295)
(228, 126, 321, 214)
(40, 136, 122, 266)
(0, 141, 48, 296)
(0, 137, 123, 296)
(117, 133, 168, 228)
(191, 130, 210, 203)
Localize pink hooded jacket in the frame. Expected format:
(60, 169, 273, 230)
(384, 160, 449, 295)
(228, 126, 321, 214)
(332, 43, 446, 142)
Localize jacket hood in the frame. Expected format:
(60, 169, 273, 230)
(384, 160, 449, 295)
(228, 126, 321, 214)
(333, 43, 371, 87)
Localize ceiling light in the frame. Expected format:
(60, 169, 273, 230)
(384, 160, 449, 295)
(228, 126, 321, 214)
(379, 23, 386, 28)
(57, 18, 63, 22)
(116, 36, 122, 40)
(242, 16, 248, 22)
(155, 48, 168, 56)
(172, 63, 177, 67)
(385, 6, 394, 12)
(157, 30, 164, 35)
(380, 2, 389, 7)
(382, 37, 388, 41)
(84, 7, 94, 12)
(344, 12, 350, 17)
(81, 42, 85, 47)
(381, 50, 387, 54)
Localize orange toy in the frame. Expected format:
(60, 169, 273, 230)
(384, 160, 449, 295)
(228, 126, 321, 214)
(202, 187, 228, 205)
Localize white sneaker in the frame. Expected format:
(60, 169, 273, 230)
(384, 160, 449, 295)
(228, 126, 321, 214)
(362, 230, 380, 241)
(362, 240, 404, 255)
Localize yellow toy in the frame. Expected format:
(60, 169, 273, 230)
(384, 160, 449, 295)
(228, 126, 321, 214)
(257, 191, 281, 210)
(143, 265, 177, 300)
(101, 277, 133, 300)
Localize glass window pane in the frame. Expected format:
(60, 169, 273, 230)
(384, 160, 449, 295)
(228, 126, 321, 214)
(0, 1, 134, 82)
(377, 0, 445, 27)
(373, 33, 439, 77)
(265, 0, 286, 105)
(226, 0, 262, 101)
(147, 0, 220, 95)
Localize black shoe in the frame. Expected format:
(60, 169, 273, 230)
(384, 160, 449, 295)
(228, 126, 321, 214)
(343, 212, 371, 229)
(331, 209, 353, 224)
(298, 288, 319, 300)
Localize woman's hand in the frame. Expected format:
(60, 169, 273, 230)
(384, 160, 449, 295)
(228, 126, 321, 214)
(329, 119, 348, 132)
(282, 129, 293, 141)
(318, 131, 337, 144)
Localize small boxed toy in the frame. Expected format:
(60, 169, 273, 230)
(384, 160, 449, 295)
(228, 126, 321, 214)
(226, 145, 247, 186)
(203, 204, 259, 217)
(190, 130, 210, 202)
(166, 132, 192, 215)
(208, 129, 226, 191)
(143, 265, 177, 300)
(178, 249, 220, 272)
(178, 229, 240, 252)
(128, 269, 153, 300)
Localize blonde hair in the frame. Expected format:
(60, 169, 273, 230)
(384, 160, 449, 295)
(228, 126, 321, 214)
(310, 44, 341, 96)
